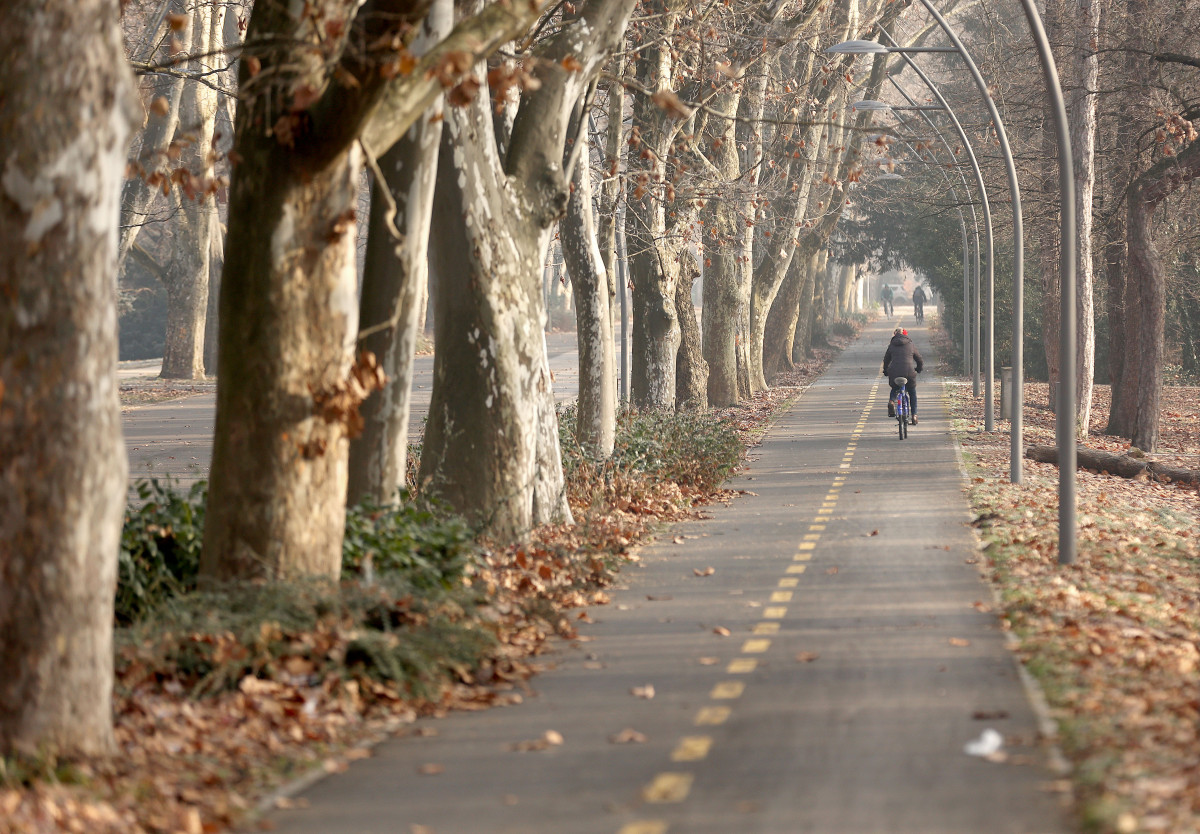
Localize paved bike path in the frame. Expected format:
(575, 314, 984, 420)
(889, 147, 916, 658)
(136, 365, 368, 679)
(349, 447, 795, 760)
(268, 313, 1070, 834)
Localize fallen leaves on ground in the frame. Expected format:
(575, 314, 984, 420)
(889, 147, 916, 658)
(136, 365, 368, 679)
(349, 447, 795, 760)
(608, 728, 648, 744)
(947, 377, 1200, 832)
(7, 329, 856, 834)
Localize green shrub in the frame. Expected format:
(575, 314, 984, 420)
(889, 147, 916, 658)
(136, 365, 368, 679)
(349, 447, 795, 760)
(117, 576, 493, 699)
(830, 314, 867, 339)
(560, 405, 743, 493)
(118, 481, 476, 623)
(117, 479, 206, 625)
(342, 493, 476, 589)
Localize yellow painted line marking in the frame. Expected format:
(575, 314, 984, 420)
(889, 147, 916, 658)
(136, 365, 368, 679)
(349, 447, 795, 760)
(809, 524, 826, 531)
(763, 607, 788, 619)
(753, 622, 780, 635)
(671, 736, 713, 762)
(822, 501, 838, 508)
(839, 463, 850, 470)
(778, 577, 800, 588)
(695, 705, 732, 724)
(798, 541, 816, 550)
(817, 507, 834, 515)
(618, 822, 668, 834)
(727, 657, 757, 673)
(711, 681, 745, 699)
(787, 565, 807, 574)
(770, 590, 794, 602)
(642, 772, 693, 803)
(741, 638, 771, 653)
(805, 533, 822, 541)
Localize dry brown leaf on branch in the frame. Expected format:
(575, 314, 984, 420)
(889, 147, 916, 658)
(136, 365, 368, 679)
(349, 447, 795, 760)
(651, 89, 692, 120)
(713, 626, 731, 637)
(693, 567, 715, 577)
(795, 652, 820, 663)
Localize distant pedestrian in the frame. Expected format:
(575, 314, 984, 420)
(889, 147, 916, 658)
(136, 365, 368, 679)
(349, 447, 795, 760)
(883, 327, 924, 423)
(880, 284, 894, 318)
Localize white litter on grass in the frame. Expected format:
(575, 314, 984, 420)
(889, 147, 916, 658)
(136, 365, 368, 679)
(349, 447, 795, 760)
(964, 728, 1004, 757)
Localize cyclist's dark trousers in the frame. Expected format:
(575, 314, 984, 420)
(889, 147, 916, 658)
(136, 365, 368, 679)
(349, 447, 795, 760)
(883, 300, 893, 316)
(914, 301, 924, 319)
(889, 379, 917, 413)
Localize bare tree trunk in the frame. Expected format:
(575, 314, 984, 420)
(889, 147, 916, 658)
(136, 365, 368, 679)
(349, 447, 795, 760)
(627, 1, 683, 410)
(201, 0, 546, 579)
(1112, 139, 1200, 450)
(0, 0, 135, 757)
(700, 87, 745, 407)
(420, 0, 635, 535)
(763, 242, 816, 379)
(793, 248, 823, 360)
(203, 218, 223, 376)
(675, 262, 708, 410)
(1068, 0, 1100, 436)
(117, 0, 188, 264)
(562, 137, 618, 457)
(1038, 0, 1064, 409)
(703, 197, 742, 406)
(348, 0, 451, 506)
(160, 1, 223, 379)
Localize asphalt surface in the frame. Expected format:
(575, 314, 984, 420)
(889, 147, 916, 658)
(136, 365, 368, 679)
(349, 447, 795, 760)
(264, 312, 1072, 834)
(120, 332, 581, 498)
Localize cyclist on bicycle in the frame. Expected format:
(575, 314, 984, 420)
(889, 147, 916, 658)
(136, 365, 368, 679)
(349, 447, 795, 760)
(880, 284, 894, 318)
(883, 327, 924, 423)
(912, 284, 927, 322)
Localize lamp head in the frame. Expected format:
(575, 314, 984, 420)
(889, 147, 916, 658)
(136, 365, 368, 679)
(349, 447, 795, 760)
(826, 40, 890, 54)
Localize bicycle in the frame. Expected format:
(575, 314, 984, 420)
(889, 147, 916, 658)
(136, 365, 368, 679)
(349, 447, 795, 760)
(893, 376, 912, 440)
(913, 302, 924, 324)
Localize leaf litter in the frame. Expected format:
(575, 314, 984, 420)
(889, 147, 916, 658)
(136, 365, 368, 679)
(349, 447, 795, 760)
(947, 379, 1200, 832)
(3, 325, 857, 833)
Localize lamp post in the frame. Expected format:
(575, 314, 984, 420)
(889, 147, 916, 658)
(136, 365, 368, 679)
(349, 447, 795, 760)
(883, 71, 986, 395)
(829, 13, 1020, 473)
(873, 130, 977, 374)
(1017, 0, 1078, 565)
(830, 4, 1078, 561)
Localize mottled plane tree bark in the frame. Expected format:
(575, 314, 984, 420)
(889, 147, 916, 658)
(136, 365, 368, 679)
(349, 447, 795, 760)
(419, 0, 636, 538)
(1111, 138, 1200, 450)
(201, 0, 552, 580)
(0, 0, 137, 756)
(562, 103, 618, 456)
(160, 0, 225, 378)
(347, 0, 452, 506)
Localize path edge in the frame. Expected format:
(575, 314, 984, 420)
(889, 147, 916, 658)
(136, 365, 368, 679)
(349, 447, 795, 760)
(941, 374, 1072, 778)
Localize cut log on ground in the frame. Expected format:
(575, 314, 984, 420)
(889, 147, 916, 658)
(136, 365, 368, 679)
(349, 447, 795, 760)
(1025, 444, 1200, 485)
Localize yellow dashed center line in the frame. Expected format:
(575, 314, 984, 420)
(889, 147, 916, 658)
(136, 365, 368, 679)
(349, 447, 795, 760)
(778, 578, 799, 588)
(642, 772, 693, 803)
(763, 607, 788, 619)
(618, 822, 668, 834)
(770, 590, 793, 602)
(786, 565, 807, 574)
(752, 622, 780, 635)
(710, 681, 745, 699)
(671, 736, 714, 762)
(694, 706, 731, 725)
(727, 658, 757, 673)
(741, 639, 771, 653)
(798, 541, 816, 551)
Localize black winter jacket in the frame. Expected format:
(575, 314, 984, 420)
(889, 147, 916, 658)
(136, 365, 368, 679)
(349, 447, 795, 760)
(883, 334, 924, 383)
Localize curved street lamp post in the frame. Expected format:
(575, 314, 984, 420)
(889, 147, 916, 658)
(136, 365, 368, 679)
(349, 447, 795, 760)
(829, 2, 1078, 561)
